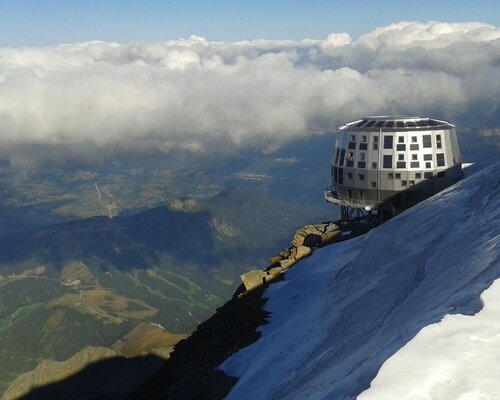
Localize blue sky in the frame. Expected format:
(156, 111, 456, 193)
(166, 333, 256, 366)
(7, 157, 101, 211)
(0, 0, 499, 46)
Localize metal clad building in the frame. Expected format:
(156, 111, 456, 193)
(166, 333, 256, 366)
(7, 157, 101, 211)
(325, 116, 463, 212)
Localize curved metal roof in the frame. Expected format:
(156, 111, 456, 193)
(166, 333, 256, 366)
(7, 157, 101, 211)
(340, 116, 454, 132)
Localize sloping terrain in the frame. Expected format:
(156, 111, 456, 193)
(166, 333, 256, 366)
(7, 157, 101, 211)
(16, 163, 499, 400)
(221, 162, 500, 399)
(0, 187, 329, 396)
(0, 137, 334, 236)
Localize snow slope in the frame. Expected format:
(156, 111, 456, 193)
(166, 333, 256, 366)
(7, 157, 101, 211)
(221, 161, 500, 400)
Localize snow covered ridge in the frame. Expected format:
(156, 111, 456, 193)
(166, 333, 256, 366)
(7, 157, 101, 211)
(220, 161, 500, 400)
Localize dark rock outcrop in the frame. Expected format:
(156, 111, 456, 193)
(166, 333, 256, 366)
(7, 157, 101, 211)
(129, 285, 271, 400)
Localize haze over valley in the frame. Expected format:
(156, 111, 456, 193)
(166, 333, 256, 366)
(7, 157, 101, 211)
(0, 4, 499, 398)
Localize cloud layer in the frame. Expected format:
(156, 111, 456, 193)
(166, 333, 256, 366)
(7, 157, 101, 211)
(0, 21, 499, 165)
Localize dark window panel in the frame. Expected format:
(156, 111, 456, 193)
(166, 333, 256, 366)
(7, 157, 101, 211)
(436, 153, 445, 167)
(383, 155, 392, 168)
(339, 150, 346, 166)
(384, 135, 394, 149)
(423, 134, 432, 148)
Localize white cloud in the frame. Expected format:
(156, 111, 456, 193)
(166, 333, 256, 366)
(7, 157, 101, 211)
(0, 21, 499, 166)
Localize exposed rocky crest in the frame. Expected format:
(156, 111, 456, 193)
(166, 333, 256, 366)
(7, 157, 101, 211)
(3, 346, 117, 400)
(5, 324, 186, 400)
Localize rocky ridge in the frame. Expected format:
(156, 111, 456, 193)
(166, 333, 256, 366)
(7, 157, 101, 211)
(240, 221, 368, 292)
(4, 324, 186, 400)
(14, 219, 370, 400)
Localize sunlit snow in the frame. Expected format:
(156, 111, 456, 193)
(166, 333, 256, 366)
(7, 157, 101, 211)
(359, 279, 500, 400)
(220, 162, 500, 400)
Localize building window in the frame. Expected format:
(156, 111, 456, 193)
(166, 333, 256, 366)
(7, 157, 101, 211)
(412, 154, 418, 160)
(346, 160, 354, 167)
(361, 135, 367, 142)
(411, 136, 417, 143)
(397, 144, 406, 151)
(409, 180, 415, 187)
(359, 143, 368, 150)
(410, 161, 420, 168)
(334, 148, 341, 164)
(373, 135, 379, 150)
(415, 173, 422, 179)
(436, 153, 445, 167)
(384, 135, 394, 149)
(423, 134, 432, 148)
(410, 144, 419, 151)
(339, 150, 346, 166)
(398, 154, 405, 161)
(424, 154, 432, 161)
(350, 135, 356, 142)
(348, 142, 356, 149)
(338, 168, 344, 184)
(398, 136, 405, 143)
(359, 174, 365, 181)
(371, 181, 377, 188)
(371, 162, 377, 169)
(396, 161, 406, 168)
(348, 189, 352, 198)
(357, 161, 366, 168)
(388, 173, 394, 180)
(401, 180, 408, 187)
(424, 172, 433, 179)
(360, 153, 366, 161)
(359, 191, 364, 200)
(436, 134, 442, 149)
(426, 162, 432, 169)
(347, 172, 353, 179)
(437, 171, 446, 178)
(383, 155, 392, 168)
(395, 173, 401, 180)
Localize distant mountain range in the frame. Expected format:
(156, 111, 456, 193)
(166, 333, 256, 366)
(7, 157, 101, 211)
(0, 136, 335, 236)
(19, 161, 499, 400)
(0, 186, 330, 396)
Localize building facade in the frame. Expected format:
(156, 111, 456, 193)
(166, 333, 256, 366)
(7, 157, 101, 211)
(325, 116, 462, 212)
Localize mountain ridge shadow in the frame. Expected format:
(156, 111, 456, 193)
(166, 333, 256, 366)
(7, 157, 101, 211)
(17, 354, 166, 400)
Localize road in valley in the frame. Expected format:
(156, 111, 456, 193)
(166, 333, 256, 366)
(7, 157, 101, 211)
(94, 181, 113, 218)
